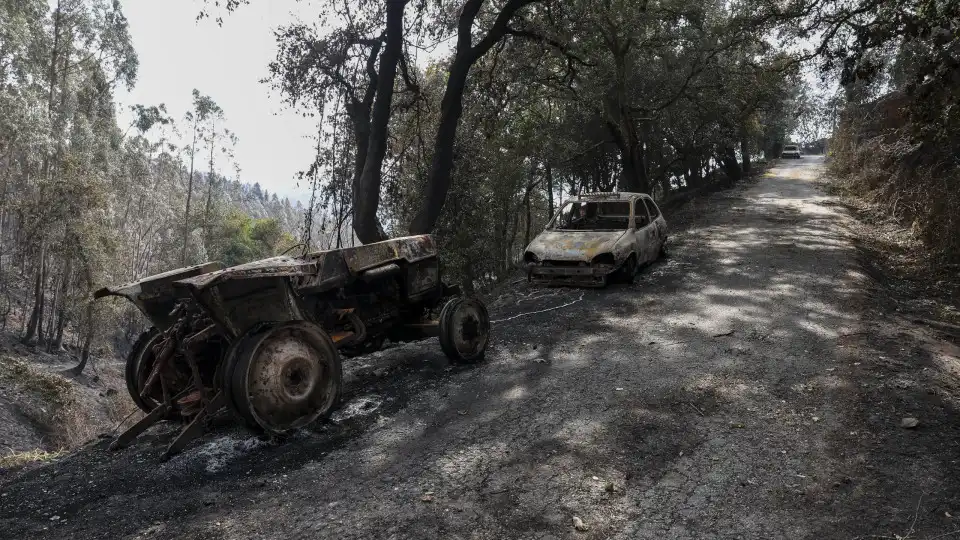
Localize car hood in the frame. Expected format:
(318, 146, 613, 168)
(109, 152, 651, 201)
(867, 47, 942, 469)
(525, 230, 627, 262)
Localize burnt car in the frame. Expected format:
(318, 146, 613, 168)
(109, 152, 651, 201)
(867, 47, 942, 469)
(523, 192, 667, 287)
(781, 144, 802, 159)
(95, 235, 490, 457)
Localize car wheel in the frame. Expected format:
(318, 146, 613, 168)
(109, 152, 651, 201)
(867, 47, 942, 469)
(659, 239, 669, 259)
(614, 255, 637, 284)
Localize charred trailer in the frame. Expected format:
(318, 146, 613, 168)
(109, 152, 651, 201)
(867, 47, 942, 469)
(95, 235, 490, 457)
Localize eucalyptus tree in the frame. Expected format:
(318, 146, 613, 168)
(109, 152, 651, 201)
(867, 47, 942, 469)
(18, 0, 138, 346)
(181, 89, 222, 264)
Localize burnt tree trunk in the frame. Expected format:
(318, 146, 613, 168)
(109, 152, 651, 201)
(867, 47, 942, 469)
(71, 301, 94, 375)
(410, 0, 538, 234)
(740, 136, 751, 175)
(606, 107, 649, 193)
(719, 147, 742, 184)
(25, 2, 61, 346)
(52, 256, 71, 351)
(545, 162, 554, 217)
(23, 243, 44, 344)
(353, 0, 406, 244)
(347, 38, 382, 236)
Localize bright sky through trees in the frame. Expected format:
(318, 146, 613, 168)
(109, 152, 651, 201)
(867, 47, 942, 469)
(115, 0, 321, 200)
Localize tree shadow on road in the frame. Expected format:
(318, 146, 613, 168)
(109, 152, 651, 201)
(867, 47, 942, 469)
(4, 166, 960, 539)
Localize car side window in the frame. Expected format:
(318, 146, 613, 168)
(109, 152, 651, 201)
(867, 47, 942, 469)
(643, 198, 660, 220)
(634, 199, 651, 228)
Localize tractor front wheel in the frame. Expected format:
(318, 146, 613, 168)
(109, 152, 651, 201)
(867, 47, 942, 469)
(438, 298, 491, 364)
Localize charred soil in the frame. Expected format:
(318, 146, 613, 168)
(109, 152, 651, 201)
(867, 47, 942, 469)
(2, 156, 960, 539)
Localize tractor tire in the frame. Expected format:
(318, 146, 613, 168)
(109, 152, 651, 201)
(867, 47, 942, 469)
(224, 321, 342, 435)
(438, 297, 491, 364)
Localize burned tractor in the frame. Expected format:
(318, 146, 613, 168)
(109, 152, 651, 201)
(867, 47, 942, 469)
(95, 235, 490, 458)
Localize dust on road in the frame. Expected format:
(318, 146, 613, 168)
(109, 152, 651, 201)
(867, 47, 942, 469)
(3, 156, 960, 539)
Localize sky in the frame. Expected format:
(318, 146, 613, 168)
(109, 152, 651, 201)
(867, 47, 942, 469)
(115, 0, 324, 202)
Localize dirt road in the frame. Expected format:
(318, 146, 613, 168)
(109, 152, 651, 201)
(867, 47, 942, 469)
(3, 157, 960, 539)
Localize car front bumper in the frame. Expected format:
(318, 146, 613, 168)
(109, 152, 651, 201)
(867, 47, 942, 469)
(527, 264, 616, 287)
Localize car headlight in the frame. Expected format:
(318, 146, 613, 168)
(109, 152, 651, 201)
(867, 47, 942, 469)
(523, 251, 541, 264)
(591, 253, 616, 266)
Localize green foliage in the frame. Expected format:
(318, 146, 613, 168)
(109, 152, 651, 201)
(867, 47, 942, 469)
(0, 0, 305, 365)
(213, 212, 296, 267)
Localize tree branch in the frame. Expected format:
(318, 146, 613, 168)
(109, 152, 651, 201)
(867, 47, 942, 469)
(503, 26, 593, 66)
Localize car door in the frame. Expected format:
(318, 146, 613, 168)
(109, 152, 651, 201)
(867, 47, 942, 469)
(643, 197, 667, 251)
(633, 197, 655, 263)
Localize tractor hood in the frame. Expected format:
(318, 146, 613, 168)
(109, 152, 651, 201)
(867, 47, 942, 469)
(525, 230, 627, 262)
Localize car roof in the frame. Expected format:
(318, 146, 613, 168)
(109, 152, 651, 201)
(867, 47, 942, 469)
(573, 191, 650, 202)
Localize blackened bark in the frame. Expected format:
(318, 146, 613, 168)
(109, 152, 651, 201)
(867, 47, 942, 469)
(71, 302, 94, 375)
(410, 0, 539, 234)
(740, 137, 751, 175)
(347, 39, 381, 219)
(52, 256, 71, 351)
(545, 162, 554, 217)
(23, 245, 43, 344)
(606, 117, 649, 193)
(353, 0, 406, 244)
(409, 58, 471, 235)
(719, 147, 742, 184)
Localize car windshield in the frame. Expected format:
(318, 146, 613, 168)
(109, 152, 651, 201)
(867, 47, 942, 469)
(784, 145, 798, 151)
(551, 200, 631, 231)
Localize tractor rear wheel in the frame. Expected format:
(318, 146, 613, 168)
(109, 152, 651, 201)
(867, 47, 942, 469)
(125, 328, 160, 414)
(438, 298, 491, 364)
(124, 328, 181, 419)
(224, 321, 342, 434)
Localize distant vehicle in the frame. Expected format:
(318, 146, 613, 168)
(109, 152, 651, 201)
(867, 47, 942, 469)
(523, 192, 668, 287)
(781, 144, 802, 159)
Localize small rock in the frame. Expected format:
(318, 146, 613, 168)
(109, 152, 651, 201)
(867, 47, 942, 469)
(901, 417, 920, 429)
(604, 482, 615, 493)
(572, 516, 589, 531)
(50, 516, 60, 521)
(591, 476, 599, 481)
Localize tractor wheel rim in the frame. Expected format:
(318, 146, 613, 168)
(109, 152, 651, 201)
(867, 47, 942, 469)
(450, 300, 490, 358)
(244, 326, 336, 433)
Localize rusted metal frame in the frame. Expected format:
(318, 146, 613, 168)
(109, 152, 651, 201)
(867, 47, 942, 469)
(108, 403, 171, 451)
(181, 323, 218, 407)
(108, 387, 192, 451)
(338, 234, 437, 273)
(400, 321, 440, 338)
(93, 262, 222, 300)
(188, 286, 239, 340)
(329, 309, 367, 347)
(282, 278, 310, 322)
(142, 334, 176, 404)
(161, 391, 227, 461)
